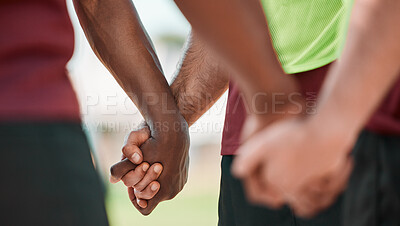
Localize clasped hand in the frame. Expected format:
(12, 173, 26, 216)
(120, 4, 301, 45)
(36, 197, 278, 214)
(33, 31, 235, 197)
(109, 117, 189, 215)
(233, 117, 355, 218)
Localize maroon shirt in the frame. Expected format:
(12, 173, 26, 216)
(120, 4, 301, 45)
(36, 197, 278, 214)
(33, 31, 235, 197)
(0, 0, 80, 122)
(221, 64, 400, 155)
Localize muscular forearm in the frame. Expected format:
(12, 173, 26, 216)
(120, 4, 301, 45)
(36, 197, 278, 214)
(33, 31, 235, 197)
(313, 0, 400, 143)
(173, 0, 298, 114)
(171, 32, 229, 126)
(73, 0, 183, 129)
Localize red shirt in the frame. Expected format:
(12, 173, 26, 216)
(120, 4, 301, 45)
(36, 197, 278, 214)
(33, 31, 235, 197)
(0, 0, 80, 122)
(221, 64, 400, 155)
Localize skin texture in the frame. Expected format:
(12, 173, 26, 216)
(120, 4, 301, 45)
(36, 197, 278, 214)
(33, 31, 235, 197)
(73, 0, 190, 215)
(173, 0, 300, 119)
(111, 32, 230, 211)
(112, 126, 163, 209)
(233, 0, 400, 218)
(170, 32, 230, 127)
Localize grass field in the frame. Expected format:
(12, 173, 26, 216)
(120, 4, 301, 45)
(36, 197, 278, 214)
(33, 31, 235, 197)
(106, 183, 219, 226)
(102, 144, 222, 226)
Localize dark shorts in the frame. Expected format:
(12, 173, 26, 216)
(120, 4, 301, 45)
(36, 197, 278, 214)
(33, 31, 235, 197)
(343, 130, 400, 226)
(219, 129, 400, 226)
(0, 123, 109, 226)
(218, 156, 343, 226)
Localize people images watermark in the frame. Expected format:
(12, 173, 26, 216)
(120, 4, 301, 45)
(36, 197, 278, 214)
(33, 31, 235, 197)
(81, 91, 318, 116)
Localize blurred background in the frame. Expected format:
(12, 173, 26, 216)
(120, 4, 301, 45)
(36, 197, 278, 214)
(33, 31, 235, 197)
(66, 0, 228, 225)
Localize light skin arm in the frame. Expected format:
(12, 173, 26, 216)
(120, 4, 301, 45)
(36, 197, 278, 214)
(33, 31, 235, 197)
(233, 0, 400, 217)
(170, 32, 230, 126)
(311, 0, 400, 139)
(173, 0, 300, 117)
(73, 0, 190, 215)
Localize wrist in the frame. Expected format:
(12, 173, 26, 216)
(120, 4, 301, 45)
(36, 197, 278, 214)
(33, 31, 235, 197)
(170, 86, 193, 127)
(306, 112, 358, 155)
(140, 88, 188, 130)
(146, 113, 189, 137)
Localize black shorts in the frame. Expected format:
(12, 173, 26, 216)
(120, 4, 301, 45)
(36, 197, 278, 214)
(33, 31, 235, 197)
(0, 123, 109, 226)
(218, 156, 343, 226)
(219, 130, 400, 226)
(343, 130, 400, 226)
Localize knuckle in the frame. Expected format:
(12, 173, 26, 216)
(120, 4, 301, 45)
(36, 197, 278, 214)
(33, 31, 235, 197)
(134, 188, 151, 198)
(135, 191, 145, 199)
(134, 170, 146, 180)
(123, 179, 132, 187)
(123, 145, 135, 154)
(140, 209, 152, 216)
(129, 130, 138, 138)
(148, 172, 159, 180)
(134, 183, 146, 191)
(133, 165, 144, 174)
(122, 173, 137, 187)
(122, 176, 132, 187)
(140, 192, 153, 200)
(121, 147, 130, 156)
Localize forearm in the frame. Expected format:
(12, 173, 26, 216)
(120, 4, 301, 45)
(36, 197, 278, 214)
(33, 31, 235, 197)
(173, 0, 298, 114)
(312, 0, 400, 142)
(73, 0, 183, 129)
(171, 32, 229, 126)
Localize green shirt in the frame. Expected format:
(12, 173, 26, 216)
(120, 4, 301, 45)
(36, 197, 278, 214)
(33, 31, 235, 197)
(261, 0, 353, 74)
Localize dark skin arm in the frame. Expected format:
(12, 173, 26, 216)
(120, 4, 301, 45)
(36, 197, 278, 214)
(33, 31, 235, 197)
(73, 0, 189, 215)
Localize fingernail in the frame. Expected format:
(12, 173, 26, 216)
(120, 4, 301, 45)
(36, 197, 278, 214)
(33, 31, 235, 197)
(137, 199, 147, 208)
(132, 153, 140, 163)
(142, 164, 149, 172)
(151, 184, 158, 191)
(154, 165, 162, 173)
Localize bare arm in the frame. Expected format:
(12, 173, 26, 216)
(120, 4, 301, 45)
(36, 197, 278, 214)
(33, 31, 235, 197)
(233, 0, 400, 217)
(171, 32, 229, 127)
(173, 0, 299, 116)
(312, 0, 400, 144)
(73, 0, 190, 215)
(73, 0, 179, 125)
(108, 31, 230, 214)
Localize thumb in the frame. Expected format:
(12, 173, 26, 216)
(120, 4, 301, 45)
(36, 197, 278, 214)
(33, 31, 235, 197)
(109, 158, 137, 183)
(126, 125, 151, 147)
(122, 126, 151, 164)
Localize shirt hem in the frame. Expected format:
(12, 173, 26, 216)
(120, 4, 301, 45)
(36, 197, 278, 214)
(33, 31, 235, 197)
(283, 55, 339, 74)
